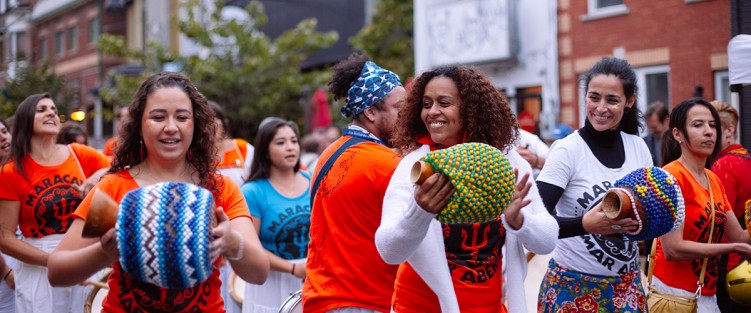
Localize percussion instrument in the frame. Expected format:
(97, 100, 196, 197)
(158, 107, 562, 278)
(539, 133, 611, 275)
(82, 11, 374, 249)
(410, 142, 516, 224)
(229, 269, 246, 306)
(116, 182, 216, 289)
(601, 167, 684, 241)
(278, 290, 303, 313)
(84, 268, 112, 313)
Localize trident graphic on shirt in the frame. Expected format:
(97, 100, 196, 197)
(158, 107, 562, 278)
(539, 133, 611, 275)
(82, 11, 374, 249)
(461, 223, 490, 262)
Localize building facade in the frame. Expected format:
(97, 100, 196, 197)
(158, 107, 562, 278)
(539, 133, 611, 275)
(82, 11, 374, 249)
(414, 0, 560, 138)
(557, 0, 730, 129)
(30, 0, 127, 143)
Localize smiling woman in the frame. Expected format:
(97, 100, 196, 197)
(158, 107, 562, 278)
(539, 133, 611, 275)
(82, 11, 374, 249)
(46, 72, 270, 312)
(536, 57, 653, 313)
(376, 65, 558, 313)
(0, 93, 111, 313)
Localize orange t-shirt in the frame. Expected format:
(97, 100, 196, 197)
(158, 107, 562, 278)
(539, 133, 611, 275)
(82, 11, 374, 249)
(73, 172, 251, 313)
(103, 137, 118, 158)
(217, 139, 249, 170)
(302, 136, 401, 313)
(0, 143, 110, 238)
(392, 219, 506, 313)
(655, 160, 731, 296)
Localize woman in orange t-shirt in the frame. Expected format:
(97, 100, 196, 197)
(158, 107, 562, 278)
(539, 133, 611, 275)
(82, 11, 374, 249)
(653, 98, 751, 312)
(47, 72, 270, 312)
(0, 93, 111, 313)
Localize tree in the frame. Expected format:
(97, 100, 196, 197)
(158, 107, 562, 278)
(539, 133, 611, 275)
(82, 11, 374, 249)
(0, 62, 73, 119)
(350, 0, 414, 82)
(96, 0, 338, 140)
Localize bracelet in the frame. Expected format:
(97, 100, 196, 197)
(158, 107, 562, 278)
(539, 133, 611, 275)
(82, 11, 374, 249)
(227, 233, 244, 261)
(290, 263, 296, 274)
(2, 268, 11, 281)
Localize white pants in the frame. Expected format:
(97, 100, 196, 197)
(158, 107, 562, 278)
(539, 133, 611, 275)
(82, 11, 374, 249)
(221, 263, 242, 313)
(652, 276, 721, 313)
(16, 235, 86, 313)
(0, 253, 16, 313)
(243, 258, 305, 313)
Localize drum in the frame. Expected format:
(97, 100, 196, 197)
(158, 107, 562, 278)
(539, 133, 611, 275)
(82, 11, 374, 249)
(278, 290, 303, 313)
(84, 268, 112, 313)
(228, 270, 246, 306)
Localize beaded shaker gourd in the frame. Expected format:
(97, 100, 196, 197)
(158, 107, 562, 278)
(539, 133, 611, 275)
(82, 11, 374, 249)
(601, 167, 685, 241)
(410, 142, 516, 224)
(117, 182, 215, 289)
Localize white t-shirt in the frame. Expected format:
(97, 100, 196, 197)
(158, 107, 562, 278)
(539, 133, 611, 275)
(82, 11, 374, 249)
(537, 130, 653, 276)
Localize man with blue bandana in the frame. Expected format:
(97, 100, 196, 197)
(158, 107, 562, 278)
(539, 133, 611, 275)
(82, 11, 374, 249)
(303, 52, 406, 313)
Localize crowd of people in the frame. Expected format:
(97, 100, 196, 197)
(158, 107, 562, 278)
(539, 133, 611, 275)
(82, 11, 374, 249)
(0, 53, 746, 313)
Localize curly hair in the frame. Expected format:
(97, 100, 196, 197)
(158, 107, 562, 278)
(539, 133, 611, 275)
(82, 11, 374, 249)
(110, 72, 220, 192)
(392, 65, 518, 154)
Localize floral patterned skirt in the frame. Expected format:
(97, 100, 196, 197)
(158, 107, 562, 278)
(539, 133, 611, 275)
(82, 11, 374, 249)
(537, 258, 646, 313)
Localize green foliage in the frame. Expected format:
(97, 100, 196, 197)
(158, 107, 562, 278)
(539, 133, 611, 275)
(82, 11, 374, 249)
(96, 0, 338, 140)
(0, 62, 72, 119)
(350, 0, 414, 82)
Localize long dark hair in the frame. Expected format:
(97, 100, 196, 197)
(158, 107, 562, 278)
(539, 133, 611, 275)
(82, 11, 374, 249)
(110, 72, 219, 191)
(246, 118, 301, 182)
(584, 57, 642, 135)
(8, 93, 52, 180)
(392, 65, 518, 154)
(661, 98, 722, 168)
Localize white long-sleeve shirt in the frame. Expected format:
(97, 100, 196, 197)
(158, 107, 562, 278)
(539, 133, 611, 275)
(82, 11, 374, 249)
(375, 145, 558, 313)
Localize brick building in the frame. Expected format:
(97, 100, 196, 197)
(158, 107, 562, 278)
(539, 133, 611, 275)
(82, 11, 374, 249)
(30, 0, 126, 143)
(557, 0, 730, 129)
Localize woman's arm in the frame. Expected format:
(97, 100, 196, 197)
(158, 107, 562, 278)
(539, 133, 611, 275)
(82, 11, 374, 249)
(47, 219, 114, 286)
(0, 200, 50, 266)
(376, 150, 444, 265)
(660, 221, 751, 260)
(502, 150, 557, 254)
(220, 212, 269, 285)
(724, 210, 751, 245)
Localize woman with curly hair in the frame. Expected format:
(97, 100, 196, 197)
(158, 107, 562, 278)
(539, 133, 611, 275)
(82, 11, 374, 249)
(536, 57, 652, 312)
(375, 65, 558, 313)
(47, 72, 270, 312)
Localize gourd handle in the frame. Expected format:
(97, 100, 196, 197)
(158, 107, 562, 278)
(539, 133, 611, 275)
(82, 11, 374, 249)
(82, 189, 119, 238)
(602, 188, 634, 220)
(410, 160, 435, 185)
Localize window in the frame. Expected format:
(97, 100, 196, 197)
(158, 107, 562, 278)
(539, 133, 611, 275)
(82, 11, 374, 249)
(584, 0, 629, 20)
(40, 37, 47, 60)
(714, 71, 730, 103)
(55, 30, 64, 55)
(68, 27, 77, 51)
(8, 31, 27, 61)
(89, 17, 99, 44)
(635, 65, 670, 135)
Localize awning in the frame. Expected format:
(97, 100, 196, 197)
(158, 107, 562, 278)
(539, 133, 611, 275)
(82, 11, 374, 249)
(729, 34, 751, 86)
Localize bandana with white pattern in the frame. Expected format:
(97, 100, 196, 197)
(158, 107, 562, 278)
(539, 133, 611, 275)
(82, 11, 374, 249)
(342, 61, 401, 118)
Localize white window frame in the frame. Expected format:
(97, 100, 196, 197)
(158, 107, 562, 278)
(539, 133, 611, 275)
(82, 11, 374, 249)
(583, 0, 629, 21)
(714, 70, 730, 103)
(634, 64, 670, 113)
